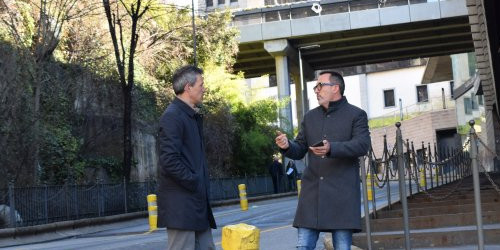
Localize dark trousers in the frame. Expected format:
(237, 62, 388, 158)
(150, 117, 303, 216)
(271, 176, 278, 193)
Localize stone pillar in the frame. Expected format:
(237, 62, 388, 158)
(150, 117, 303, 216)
(275, 55, 294, 134)
(467, 0, 500, 172)
(481, 108, 500, 172)
(264, 39, 294, 134)
(359, 74, 370, 116)
(291, 74, 304, 126)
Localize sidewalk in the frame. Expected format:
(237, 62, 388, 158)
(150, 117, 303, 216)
(0, 217, 148, 248)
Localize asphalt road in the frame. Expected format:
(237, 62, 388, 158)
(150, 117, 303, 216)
(3, 181, 413, 250)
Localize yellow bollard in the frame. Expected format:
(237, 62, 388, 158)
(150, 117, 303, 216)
(296, 180, 301, 197)
(222, 223, 260, 250)
(238, 184, 248, 211)
(419, 170, 426, 188)
(147, 194, 157, 231)
(366, 174, 373, 201)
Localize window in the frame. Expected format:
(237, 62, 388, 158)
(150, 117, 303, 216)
(230, 0, 237, 2)
(384, 89, 395, 107)
(291, 6, 316, 19)
(206, 0, 213, 7)
(478, 94, 484, 106)
(471, 93, 478, 110)
(416, 85, 429, 103)
(218, 0, 225, 5)
(464, 97, 472, 114)
(264, 10, 290, 22)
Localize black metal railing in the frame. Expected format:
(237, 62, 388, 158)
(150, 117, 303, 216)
(360, 120, 498, 250)
(0, 175, 296, 229)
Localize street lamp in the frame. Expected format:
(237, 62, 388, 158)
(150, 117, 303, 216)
(298, 45, 320, 114)
(191, 0, 197, 66)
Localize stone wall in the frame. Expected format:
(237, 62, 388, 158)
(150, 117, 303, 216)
(467, 0, 500, 171)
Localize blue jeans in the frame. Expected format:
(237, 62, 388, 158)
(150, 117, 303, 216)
(297, 227, 352, 250)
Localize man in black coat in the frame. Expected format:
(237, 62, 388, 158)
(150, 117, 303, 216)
(275, 71, 371, 250)
(286, 159, 298, 191)
(157, 65, 216, 250)
(268, 156, 283, 193)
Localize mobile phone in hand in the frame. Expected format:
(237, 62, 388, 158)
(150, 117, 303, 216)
(311, 140, 324, 147)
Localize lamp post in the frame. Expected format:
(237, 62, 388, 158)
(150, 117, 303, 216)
(298, 45, 320, 114)
(191, 0, 197, 66)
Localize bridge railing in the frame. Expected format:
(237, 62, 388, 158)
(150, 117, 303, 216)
(232, 0, 453, 26)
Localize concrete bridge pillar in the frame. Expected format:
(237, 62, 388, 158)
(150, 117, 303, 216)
(264, 39, 316, 131)
(264, 39, 294, 134)
(291, 73, 304, 125)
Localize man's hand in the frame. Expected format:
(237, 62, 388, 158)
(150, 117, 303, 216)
(275, 131, 289, 150)
(309, 140, 330, 157)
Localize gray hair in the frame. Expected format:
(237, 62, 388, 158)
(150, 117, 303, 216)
(172, 65, 203, 95)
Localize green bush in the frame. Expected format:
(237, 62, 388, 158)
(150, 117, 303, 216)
(232, 100, 280, 175)
(39, 125, 84, 184)
(84, 157, 123, 183)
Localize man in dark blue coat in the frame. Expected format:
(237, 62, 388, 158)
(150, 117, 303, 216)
(275, 71, 371, 250)
(157, 65, 216, 250)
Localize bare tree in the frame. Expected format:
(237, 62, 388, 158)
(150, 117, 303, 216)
(102, 0, 151, 182)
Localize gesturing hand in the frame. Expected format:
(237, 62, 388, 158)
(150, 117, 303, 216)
(275, 131, 289, 150)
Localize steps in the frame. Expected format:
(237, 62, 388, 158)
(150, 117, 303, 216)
(353, 173, 500, 249)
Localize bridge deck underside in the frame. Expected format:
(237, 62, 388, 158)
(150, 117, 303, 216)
(235, 16, 473, 78)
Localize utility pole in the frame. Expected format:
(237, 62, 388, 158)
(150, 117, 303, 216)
(191, 0, 197, 66)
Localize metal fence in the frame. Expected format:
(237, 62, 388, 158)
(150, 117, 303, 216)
(0, 175, 296, 229)
(360, 120, 500, 250)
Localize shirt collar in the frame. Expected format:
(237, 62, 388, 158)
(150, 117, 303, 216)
(173, 97, 197, 118)
(325, 96, 347, 113)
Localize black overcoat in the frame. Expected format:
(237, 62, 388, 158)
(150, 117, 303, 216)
(157, 97, 216, 231)
(283, 96, 370, 232)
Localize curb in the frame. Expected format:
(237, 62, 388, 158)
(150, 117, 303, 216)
(0, 211, 146, 239)
(212, 191, 297, 207)
(0, 192, 297, 239)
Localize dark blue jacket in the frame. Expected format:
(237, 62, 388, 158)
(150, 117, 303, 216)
(157, 97, 216, 230)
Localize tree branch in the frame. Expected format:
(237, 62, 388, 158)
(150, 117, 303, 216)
(118, 0, 132, 16)
(102, 0, 126, 87)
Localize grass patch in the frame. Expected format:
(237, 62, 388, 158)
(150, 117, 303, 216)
(368, 112, 424, 129)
